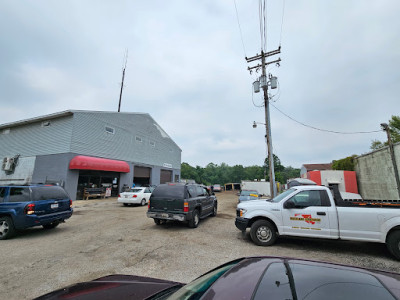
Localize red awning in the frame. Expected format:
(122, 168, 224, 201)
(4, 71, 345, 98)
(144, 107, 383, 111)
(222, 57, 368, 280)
(69, 156, 130, 173)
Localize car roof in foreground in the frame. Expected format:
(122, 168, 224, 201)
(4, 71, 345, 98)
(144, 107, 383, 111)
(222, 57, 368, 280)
(34, 256, 400, 300)
(205, 256, 400, 300)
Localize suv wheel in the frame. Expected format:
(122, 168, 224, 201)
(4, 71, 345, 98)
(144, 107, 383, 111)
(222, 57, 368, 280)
(211, 203, 217, 217)
(0, 216, 16, 240)
(188, 210, 200, 228)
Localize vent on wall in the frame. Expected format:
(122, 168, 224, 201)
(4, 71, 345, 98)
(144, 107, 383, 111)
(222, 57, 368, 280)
(105, 126, 115, 134)
(41, 121, 51, 127)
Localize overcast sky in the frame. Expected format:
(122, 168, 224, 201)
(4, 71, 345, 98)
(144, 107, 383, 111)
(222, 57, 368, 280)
(1, 1, 399, 169)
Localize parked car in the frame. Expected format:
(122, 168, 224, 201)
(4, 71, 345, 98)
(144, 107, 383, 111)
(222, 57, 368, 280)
(35, 256, 400, 299)
(147, 182, 217, 228)
(212, 184, 222, 192)
(0, 184, 73, 240)
(236, 184, 400, 260)
(117, 187, 154, 206)
(238, 189, 259, 202)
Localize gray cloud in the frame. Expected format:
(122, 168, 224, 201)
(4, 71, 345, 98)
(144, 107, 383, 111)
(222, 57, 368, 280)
(0, 0, 399, 169)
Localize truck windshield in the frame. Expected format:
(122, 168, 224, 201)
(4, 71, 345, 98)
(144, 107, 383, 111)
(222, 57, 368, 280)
(270, 188, 296, 203)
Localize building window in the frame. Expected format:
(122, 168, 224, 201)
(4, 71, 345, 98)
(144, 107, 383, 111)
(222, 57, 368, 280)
(149, 141, 155, 147)
(41, 121, 51, 127)
(105, 126, 115, 134)
(1, 128, 10, 135)
(135, 136, 142, 143)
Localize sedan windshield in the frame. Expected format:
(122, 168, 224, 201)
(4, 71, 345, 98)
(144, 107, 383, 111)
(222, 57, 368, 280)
(270, 188, 296, 203)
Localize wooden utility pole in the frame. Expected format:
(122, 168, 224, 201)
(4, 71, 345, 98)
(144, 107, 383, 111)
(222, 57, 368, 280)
(246, 47, 281, 198)
(118, 50, 128, 112)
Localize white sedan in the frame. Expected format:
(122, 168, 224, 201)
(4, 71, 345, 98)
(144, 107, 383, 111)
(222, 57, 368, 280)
(117, 187, 153, 206)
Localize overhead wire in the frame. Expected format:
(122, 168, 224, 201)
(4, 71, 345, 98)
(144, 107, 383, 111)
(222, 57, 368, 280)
(279, 0, 285, 46)
(269, 103, 382, 134)
(265, 0, 267, 51)
(233, 0, 247, 58)
(259, 0, 267, 52)
(252, 86, 264, 108)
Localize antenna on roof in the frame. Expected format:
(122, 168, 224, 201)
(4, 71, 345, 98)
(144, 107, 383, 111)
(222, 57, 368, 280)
(118, 49, 128, 112)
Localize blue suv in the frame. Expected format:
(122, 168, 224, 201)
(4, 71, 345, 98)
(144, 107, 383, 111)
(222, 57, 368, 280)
(0, 185, 73, 239)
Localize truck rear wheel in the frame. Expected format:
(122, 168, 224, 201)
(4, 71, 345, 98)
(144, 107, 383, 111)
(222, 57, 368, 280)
(387, 231, 400, 260)
(250, 220, 277, 246)
(0, 216, 16, 240)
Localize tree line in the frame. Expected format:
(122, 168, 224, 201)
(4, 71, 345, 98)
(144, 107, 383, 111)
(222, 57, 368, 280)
(181, 156, 300, 186)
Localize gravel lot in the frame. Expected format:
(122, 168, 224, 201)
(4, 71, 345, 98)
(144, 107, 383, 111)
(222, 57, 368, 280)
(1, 191, 399, 299)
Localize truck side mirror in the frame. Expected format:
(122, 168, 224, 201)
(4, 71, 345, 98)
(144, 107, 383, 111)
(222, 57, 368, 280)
(284, 200, 295, 209)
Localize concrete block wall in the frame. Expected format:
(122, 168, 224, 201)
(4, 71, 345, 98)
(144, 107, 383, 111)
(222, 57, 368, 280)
(355, 142, 400, 200)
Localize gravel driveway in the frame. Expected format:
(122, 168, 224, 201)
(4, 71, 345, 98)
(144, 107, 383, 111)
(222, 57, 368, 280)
(1, 191, 399, 299)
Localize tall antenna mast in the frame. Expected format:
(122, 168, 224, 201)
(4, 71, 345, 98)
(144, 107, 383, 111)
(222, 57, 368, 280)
(118, 49, 128, 112)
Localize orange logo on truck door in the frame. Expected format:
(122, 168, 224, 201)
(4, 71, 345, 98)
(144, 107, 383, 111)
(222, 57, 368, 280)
(290, 214, 321, 225)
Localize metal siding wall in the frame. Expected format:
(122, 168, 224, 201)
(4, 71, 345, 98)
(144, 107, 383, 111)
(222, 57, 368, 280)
(32, 153, 77, 199)
(32, 153, 74, 184)
(0, 116, 73, 157)
(70, 112, 181, 169)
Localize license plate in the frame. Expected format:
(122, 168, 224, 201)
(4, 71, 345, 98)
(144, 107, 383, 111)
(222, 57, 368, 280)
(161, 213, 169, 218)
(125, 195, 129, 198)
(51, 203, 59, 209)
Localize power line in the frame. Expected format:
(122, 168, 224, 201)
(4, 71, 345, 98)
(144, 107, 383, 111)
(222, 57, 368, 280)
(279, 0, 286, 46)
(258, 0, 267, 51)
(233, 0, 247, 57)
(269, 103, 382, 134)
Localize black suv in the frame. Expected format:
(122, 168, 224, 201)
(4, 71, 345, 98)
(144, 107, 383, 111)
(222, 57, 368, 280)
(147, 183, 217, 228)
(0, 184, 73, 239)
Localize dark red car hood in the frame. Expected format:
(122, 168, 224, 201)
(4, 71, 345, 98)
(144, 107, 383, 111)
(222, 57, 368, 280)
(35, 274, 183, 300)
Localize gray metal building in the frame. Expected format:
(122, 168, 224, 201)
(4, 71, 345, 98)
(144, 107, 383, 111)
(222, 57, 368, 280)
(0, 110, 181, 200)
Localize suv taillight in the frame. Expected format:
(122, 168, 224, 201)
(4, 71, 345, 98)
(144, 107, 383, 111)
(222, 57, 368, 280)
(184, 202, 189, 212)
(148, 200, 150, 209)
(24, 203, 35, 215)
(70, 200, 73, 208)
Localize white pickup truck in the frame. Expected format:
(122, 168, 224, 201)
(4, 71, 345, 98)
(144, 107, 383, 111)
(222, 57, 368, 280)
(235, 185, 400, 260)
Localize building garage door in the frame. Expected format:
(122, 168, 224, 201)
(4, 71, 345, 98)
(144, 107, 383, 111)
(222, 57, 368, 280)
(134, 166, 151, 185)
(160, 169, 172, 184)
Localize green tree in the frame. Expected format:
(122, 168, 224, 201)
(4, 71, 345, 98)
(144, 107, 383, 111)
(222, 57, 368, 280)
(331, 155, 358, 171)
(264, 154, 285, 181)
(370, 115, 400, 150)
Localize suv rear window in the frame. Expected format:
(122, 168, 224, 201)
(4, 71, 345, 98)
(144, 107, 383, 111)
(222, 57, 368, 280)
(31, 186, 69, 201)
(152, 184, 185, 199)
(9, 187, 31, 202)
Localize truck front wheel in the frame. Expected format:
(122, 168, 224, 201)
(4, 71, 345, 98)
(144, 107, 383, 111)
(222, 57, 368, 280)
(387, 231, 400, 260)
(250, 220, 277, 246)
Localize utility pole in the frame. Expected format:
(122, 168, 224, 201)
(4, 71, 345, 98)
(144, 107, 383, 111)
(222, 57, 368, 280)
(381, 123, 400, 199)
(246, 47, 281, 198)
(118, 50, 128, 112)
